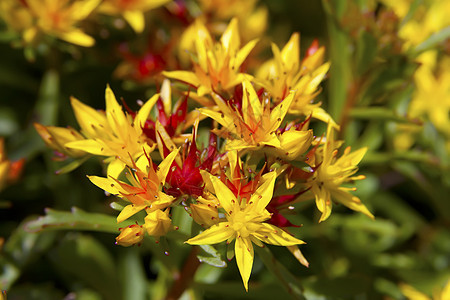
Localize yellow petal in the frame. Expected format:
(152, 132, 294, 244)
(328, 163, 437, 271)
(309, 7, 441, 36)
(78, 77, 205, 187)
(88, 175, 123, 195)
(208, 173, 238, 214)
(287, 245, 309, 268)
(185, 222, 235, 245)
(251, 172, 277, 212)
(117, 204, 147, 223)
(270, 90, 295, 126)
(344, 147, 368, 166)
(123, 10, 145, 33)
(234, 38, 259, 68)
(160, 79, 172, 116)
(334, 188, 374, 220)
(71, 0, 101, 20)
(134, 93, 159, 131)
(255, 223, 305, 246)
(162, 70, 200, 87)
(70, 97, 108, 138)
(399, 283, 430, 300)
(242, 79, 262, 122)
(312, 185, 332, 223)
(221, 18, 240, 52)
(235, 236, 254, 291)
(65, 139, 114, 156)
(156, 147, 180, 184)
(105, 85, 128, 139)
(58, 30, 95, 47)
(309, 106, 339, 129)
(281, 33, 300, 67)
(155, 121, 182, 166)
(107, 159, 126, 178)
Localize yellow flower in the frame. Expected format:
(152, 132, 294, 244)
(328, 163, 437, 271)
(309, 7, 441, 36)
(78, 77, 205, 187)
(88, 149, 179, 224)
(307, 124, 374, 222)
(64, 85, 158, 177)
(186, 171, 305, 291)
(164, 18, 259, 97)
(255, 33, 336, 126)
(382, 0, 450, 48)
(115, 224, 145, 246)
(199, 79, 313, 159)
(0, 0, 33, 33)
(400, 280, 450, 300)
(98, 0, 171, 33)
(409, 51, 450, 138)
(193, 0, 267, 43)
(24, 0, 100, 47)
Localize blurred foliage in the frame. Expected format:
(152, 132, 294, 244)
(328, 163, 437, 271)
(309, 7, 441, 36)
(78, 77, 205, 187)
(0, 0, 449, 299)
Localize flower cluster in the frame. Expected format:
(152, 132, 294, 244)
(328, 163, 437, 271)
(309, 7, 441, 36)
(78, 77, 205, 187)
(32, 13, 374, 289)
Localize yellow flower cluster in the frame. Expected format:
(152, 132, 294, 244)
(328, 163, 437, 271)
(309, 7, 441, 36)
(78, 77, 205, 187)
(0, 0, 169, 47)
(381, 0, 450, 151)
(31, 7, 373, 291)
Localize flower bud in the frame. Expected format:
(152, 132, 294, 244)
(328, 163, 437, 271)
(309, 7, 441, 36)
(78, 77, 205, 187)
(143, 209, 172, 237)
(115, 224, 144, 247)
(190, 202, 219, 227)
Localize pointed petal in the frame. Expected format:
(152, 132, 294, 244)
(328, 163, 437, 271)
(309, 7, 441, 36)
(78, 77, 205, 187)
(309, 106, 339, 129)
(312, 185, 332, 223)
(185, 222, 234, 245)
(243, 79, 262, 121)
(88, 175, 123, 195)
(221, 18, 240, 52)
(156, 147, 180, 184)
(160, 79, 172, 116)
(270, 90, 295, 125)
(117, 204, 147, 223)
(107, 159, 126, 178)
(123, 10, 145, 33)
(65, 139, 114, 156)
(70, 97, 107, 138)
(162, 70, 200, 87)
(287, 245, 309, 267)
(254, 223, 305, 246)
(71, 0, 101, 20)
(235, 39, 259, 68)
(134, 94, 159, 131)
(105, 85, 128, 138)
(58, 30, 95, 47)
(235, 236, 254, 291)
(334, 188, 374, 219)
(251, 172, 277, 212)
(209, 173, 238, 214)
(281, 33, 300, 67)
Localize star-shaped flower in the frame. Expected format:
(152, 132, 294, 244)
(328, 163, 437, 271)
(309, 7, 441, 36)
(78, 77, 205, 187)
(186, 171, 305, 291)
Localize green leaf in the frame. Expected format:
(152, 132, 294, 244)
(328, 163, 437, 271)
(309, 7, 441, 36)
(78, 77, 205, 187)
(350, 107, 414, 123)
(54, 156, 91, 175)
(197, 244, 227, 268)
(49, 233, 121, 300)
(355, 30, 378, 76)
(118, 248, 147, 300)
(1, 218, 57, 289)
(24, 207, 131, 234)
(413, 26, 450, 54)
